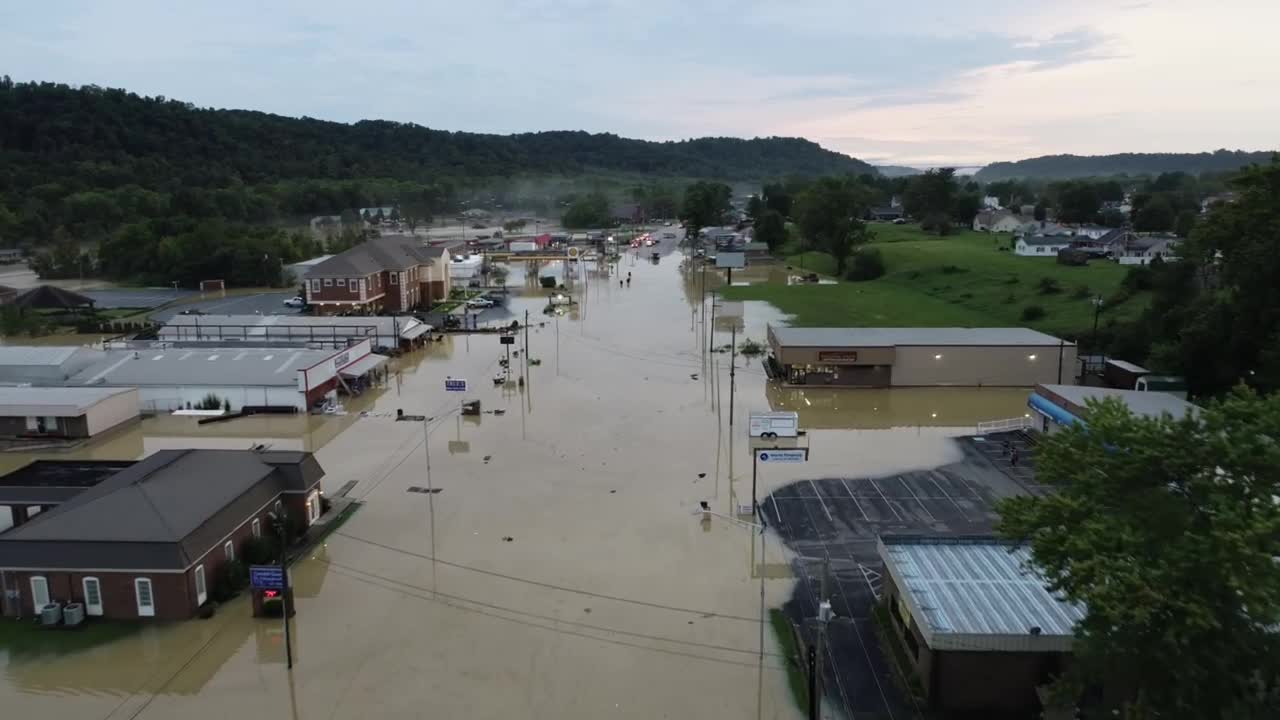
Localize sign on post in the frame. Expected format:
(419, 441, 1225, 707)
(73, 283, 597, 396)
(716, 252, 746, 269)
(499, 335, 515, 345)
(249, 565, 284, 590)
(444, 378, 467, 392)
(756, 449, 808, 464)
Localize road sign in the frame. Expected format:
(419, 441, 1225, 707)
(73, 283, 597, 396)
(250, 565, 284, 590)
(500, 335, 515, 345)
(716, 252, 746, 269)
(444, 378, 467, 392)
(716, 300, 744, 319)
(756, 449, 808, 464)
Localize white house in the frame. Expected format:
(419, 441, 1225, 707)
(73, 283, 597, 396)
(1015, 235, 1073, 257)
(1072, 225, 1111, 240)
(1116, 236, 1180, 265)
(973, 210, 1026, 233)
(982, 195, 1001, 209)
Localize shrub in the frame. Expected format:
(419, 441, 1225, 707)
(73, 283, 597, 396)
(213, 559, 248, 602)
(1021, 305, 1047, 321)
(1072, 284, 1092, 300)
(1036, 277, 1061, 295)
(738, 339, 766, 356)
(243, 535, 281, 565)
(846, 248, 885, 281)
(1004, 275, 1020, 285)
(940, 264, 967, 275)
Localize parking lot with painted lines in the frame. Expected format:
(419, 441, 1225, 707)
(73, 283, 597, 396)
(764, 432, 1038, 719)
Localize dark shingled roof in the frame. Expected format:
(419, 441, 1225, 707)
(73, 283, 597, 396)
(13, 285, 96, 309)
(304, 236, 442, 279)
(0, 449, 324, 570)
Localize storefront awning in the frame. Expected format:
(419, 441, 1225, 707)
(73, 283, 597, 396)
(401, 324, 431, 340)
(339, 353, 389, 378)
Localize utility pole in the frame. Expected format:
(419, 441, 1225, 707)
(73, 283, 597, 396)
(524, 309, 530, 374)
(812, 555, 832, 718)
(278, 514, 294, 670)
(555, 313, 560, 376)
(807, 645, 818, 720)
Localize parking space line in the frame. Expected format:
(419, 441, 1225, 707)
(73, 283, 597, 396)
(871, 479, 903, 521)
(839, 478, 870, 522)
(926, 473, 968, 521)
(770, 495, 782, 525)
(809, 480, 833, 522)
(897, 476, 936, 522)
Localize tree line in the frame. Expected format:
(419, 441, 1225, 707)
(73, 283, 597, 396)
(974, 149, 1276, 182)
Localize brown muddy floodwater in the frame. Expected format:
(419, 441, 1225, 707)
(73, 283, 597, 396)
(1, 240, 1037, 719)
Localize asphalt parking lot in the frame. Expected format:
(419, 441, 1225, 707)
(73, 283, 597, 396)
(764, 432, 1038, 719)
(149, 291, 300, 321)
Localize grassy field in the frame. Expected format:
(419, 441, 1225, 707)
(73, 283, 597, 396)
(726, 223, 1146, 339)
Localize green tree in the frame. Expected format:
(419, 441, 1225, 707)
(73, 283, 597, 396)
(1033, 201, 1048, 222)
(1055, 181, 1102, 224)
(745, 195, 764, 224)
(795, 177, 872, 274)
(999, 390, 1280, 718)
(949, 192, 982, 224)
(762, 183, 793, 218)
(561, 192, 612, 229)
(902, 168, 957, 234)
(1173, 209, 1197, 238)
(679, 181, 732, 241)
(1100, 207, 1127, 228)
(753, 209, 787, 252)
(1134, 195, 1175, 232)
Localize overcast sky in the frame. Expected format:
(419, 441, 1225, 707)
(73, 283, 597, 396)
(3, 0, 1278, 167)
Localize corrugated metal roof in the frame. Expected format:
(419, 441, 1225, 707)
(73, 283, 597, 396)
(770, 326, 1069, 348)
(66, 348, 333, 387)
(0, 386, 136, 415)
(0, 345, 84, 366)
(1038, 384, 1199, 421)
(879, 536, 1084, 653)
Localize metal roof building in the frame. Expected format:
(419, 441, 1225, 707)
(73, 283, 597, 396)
(879, 536, 1083, 653)
(0, 346, 107, 385)
(1030, 384, 1199, 433)
(0, 387, 140, 439)
(767, 326, 1076, 388)
(158, 313, 430, 349)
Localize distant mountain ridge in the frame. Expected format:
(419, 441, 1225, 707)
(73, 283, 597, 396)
(975, 150, 1277, 181)
(0, 80, 873, 183)
(874, 165, 923, 177)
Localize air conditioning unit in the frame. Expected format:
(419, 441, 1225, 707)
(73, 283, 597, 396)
(39, 602, 63, 626)
(63, 603, 85, 627)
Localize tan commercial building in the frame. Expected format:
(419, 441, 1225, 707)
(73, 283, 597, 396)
(0, 387, 139, 439)
(767, 326, 1076, 387)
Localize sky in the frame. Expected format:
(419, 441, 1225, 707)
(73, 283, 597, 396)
(2, 0, 1278, 167)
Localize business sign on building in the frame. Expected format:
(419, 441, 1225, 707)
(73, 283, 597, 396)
(444, 378, 467, 392)
(818, 351, 859, 362)
(297, 339, 373, 391)
(249, 565, 284, 590)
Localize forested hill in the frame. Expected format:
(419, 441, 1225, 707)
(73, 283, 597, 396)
(975, 150, 1277, 182)
(0, 80, 871, 186)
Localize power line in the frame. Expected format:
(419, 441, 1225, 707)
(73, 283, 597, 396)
(332, 530, 764, 623)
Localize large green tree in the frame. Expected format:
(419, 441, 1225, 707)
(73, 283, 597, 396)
(999, 390, 1280, 718)
(902, 168, 957, 234)
(679, 181, 732, 241)
(795, 177, 872, 274)
(561, 192, 612, 229)
(753, 209, 787, 252)
(1054, 181, 1102, 224)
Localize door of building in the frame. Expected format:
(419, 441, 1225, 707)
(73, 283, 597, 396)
(83, 577, 104, 616)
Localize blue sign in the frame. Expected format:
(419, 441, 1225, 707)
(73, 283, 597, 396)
(250, 565, 284, 590)
(757, 449, 807, 464)
(444, 378, 467, 392)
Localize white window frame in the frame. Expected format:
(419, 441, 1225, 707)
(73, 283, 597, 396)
(224, 540, 235, 563)
(135, 578, 155, 617)
(307, 491, 321, 522)
(336, 278, 346, 286)
(323, 278, 333, 287)
(390, 272, 398, 285)
(30, 575, 50, 611)
(82, 576, 104, 616)
(252, 518, 262, 538)
(310, 279, 320, 292)
(194, 565, 207, 606)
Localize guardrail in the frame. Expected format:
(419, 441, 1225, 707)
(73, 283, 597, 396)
(975, 416, 1034, 435)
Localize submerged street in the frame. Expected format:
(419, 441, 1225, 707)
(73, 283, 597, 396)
(1, 234, 1034, 719)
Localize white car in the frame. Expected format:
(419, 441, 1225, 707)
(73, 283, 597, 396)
(283, 296, 305, 308)
(465, 297, 495, 309)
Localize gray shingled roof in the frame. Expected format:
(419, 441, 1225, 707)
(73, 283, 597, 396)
(770, 326, 1070, 348)
(304, 236, 440, 279)
(1019, 235, 1073, 246)
(0, 449, 323, 570)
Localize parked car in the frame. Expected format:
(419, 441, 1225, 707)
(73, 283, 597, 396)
(892, 218, 908, 225)
(283, 296, 305, 308)
(466, 297, 495, 309)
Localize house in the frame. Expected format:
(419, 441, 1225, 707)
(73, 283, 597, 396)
(743, 242, 773, 262)
(0, 387, 139, 439)
(869, 206, 905, 221)
(1071, 224, 1111, 240)
(358, 206, 397, 222)
(0, 249, 23, 265)
(1201, 192, 1238, 213)
(1018, 220, 1070, 237)
(879, 535, 1084, 714)
(973, 210, 1026, 233)
(982, 195, 1001, 209)
(1092, 230, 1180, 265)
(1015, 235, 1073, 256)
(0, 449, 325, 620)
(303, 236, 451, 315)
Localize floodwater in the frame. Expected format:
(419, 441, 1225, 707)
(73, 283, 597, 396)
(1, 235, 1040, 719)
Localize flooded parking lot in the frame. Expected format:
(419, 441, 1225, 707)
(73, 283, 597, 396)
(1, 236, 1042, 719)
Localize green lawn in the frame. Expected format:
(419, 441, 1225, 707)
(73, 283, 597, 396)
(726, 224, 1146, 339)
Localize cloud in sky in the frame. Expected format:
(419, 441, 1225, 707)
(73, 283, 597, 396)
(1, 0, 1277, 166)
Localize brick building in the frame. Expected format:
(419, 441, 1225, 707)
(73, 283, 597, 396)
(878, 535, 1084, 715)
(0, 449, 325, 621)
(303, 236, 451, 315)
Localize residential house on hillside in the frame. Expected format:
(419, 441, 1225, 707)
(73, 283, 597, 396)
(1201, 191, 1238, 213)
(973, 210, 1026, 233)
(1018, 219, 1070, 237)
(304, 237, 451, 315)
(1073, 229, 1182, 265)
(869, 206, 905, 221)
(1071, 224, 1111, 240)
(1015, 235, 1074, 256)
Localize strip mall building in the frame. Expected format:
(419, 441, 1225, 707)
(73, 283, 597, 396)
(767, 327, 1076, 387)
